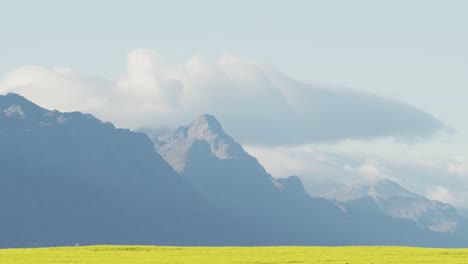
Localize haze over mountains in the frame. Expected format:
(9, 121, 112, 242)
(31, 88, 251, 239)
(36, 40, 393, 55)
(323, 178, 466, 232)
(1, 93, 467, 248)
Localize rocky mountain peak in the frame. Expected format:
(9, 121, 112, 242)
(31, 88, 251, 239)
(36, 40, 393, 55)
(188, 114, 224, 136)
(155, 114, 251, 172)
(323, 177, 421, 201)
(0, 93, 49, 119)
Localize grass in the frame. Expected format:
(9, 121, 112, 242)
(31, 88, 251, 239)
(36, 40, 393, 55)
(1, 245, 468, 263)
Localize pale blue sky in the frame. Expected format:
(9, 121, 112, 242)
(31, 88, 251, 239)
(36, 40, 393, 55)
(2, 1, 468, 202)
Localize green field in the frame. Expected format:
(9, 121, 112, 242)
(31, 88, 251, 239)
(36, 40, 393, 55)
(1, 245, 467, 263)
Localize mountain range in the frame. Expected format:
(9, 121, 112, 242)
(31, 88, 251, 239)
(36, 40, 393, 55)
(323, 178, 466, 232)
(0, 93, 467, 248)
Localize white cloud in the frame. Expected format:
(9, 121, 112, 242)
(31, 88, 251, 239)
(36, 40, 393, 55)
(0, 49, 447, 145)
(448, 157, 468, 180)
(246, 144, 468, 209)
(0, 66, 112, 112)
(426, 186, 457, 205)
(244, 145, 353, 181)
(356, 163, 385, 178)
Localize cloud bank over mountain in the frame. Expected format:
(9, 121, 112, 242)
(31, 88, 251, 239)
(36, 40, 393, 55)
(245, 144, 468, 211)
(1, 93, 464, 247)
(0, 49, 447, 146)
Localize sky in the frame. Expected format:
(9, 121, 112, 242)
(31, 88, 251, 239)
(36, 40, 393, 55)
(1, 1, 468, 208)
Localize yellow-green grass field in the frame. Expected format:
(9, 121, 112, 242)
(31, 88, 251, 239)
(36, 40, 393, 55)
(1, 245, 468, 263)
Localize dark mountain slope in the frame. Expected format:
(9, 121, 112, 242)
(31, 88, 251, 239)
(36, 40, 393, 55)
(0, 94, 246, 247)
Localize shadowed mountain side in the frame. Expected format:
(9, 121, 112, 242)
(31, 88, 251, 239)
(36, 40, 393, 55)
(0, 94, 254, 247)
(276, 176, 310, 199)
